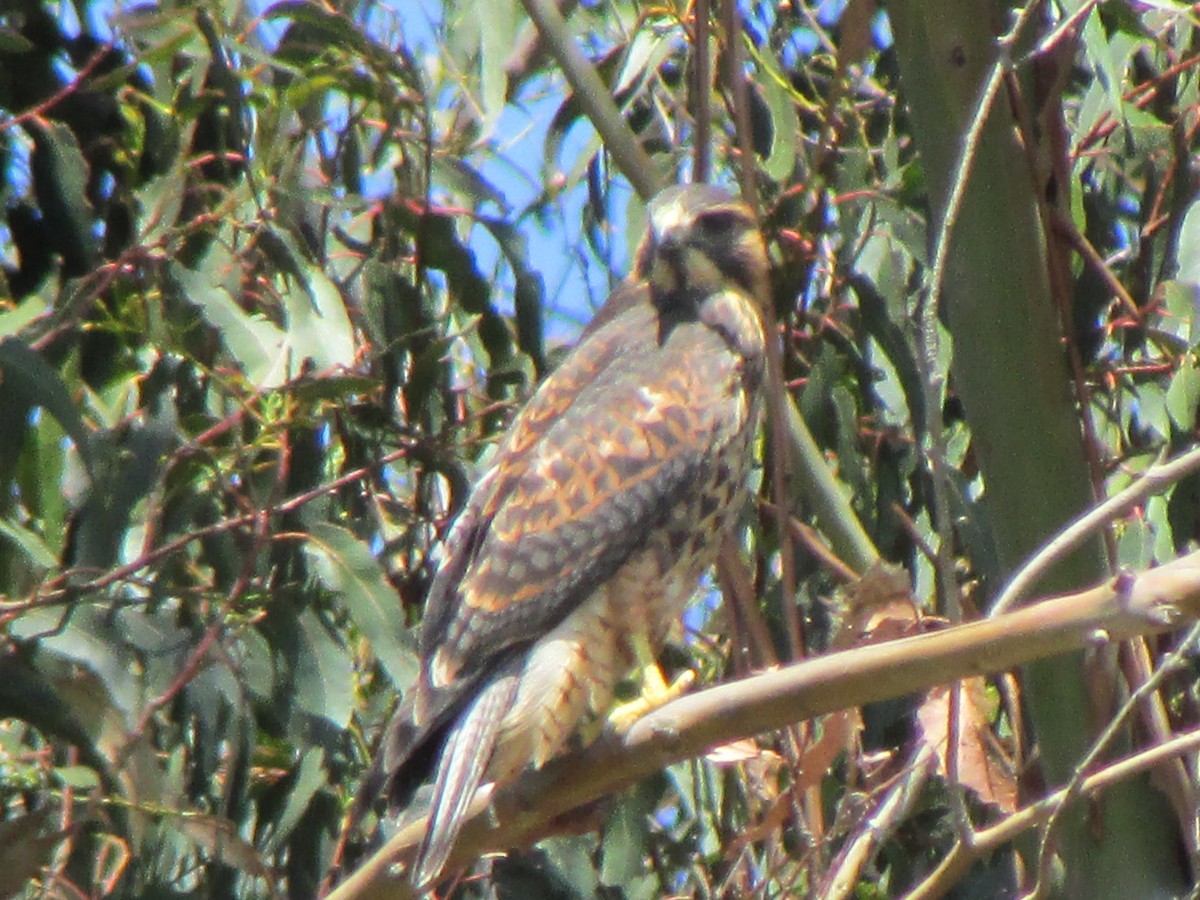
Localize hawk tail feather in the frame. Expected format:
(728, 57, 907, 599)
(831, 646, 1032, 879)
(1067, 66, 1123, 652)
(411, 670, 519, 890)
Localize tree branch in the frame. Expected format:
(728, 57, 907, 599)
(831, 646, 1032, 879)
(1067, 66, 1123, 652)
(329, 549, 1200, 898)
(517, 0, 661, 200)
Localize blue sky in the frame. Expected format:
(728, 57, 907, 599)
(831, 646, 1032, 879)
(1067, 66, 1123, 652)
(390, 0, 634, 345)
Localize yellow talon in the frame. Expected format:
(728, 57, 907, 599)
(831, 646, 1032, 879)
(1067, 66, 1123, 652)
(607, 632, 695, 734)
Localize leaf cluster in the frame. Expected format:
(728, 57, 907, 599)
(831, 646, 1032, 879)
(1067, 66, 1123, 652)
(0, 1, 1198, 897)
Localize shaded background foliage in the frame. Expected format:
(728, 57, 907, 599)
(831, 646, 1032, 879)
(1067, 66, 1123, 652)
(0, 0, 1198, 897)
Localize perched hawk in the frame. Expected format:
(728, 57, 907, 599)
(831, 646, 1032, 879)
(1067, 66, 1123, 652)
(359, 184, 771, 888)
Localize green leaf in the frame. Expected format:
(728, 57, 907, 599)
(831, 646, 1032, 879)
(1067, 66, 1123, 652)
(10, 605, 143, 726)
(292, 374, 377, 403)
(0, 291, 50, 339)
(261, 747, 327, 855)
(294, 609, 354, 729)
(186, 660, 246, 789)
(475, 0, 515, 137)
(54, 764, 103, 790)
(176, 814, 270, 878)
(136, 164, 187, 245)
(1127, 0, 1199, 29)
(1157, 281, 1197, 345)
(0, 337, 96, 472)
(1166, 359, 1200, 431)
(1147, 494, 1176, 562)
(1176, 199, 1200, 288)
(0, 653, 107, 778)
(599, 783, 660, 899)
(0, 808, 59, 898)
(430, 156, 508, 212)
(612, 28, 671, 97)
(305, 523, 417, 690)
(234, 626, 276, 704)
(479, 216, 546, 373)
(172, 257, 289, 387)
(1116, 516, 1153, 570)
(284, 264, 356, 372)
(29, 120, 97, 275)
(68, 422, 174, 571)
(857, 275, 924, 433)
(265, 1, 373, 54)
(500, 837, 599, 898)
(832, 383, 867, 495)
(1135, 382, 1169, 439)
(408, 205, 519, 394)
(1081, 11, 1133, 123)
(749, 44, 799, 182)
(0, 517, 57, 568)
(1122, 102, 1171, 157)
(17, 392, 68, 556)
(0, 27, 36, 53)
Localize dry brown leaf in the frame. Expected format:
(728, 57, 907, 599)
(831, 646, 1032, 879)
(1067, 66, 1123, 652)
(793, 710, 863, 794)
(706, 738, 785, 804)
(916, 678, 1017, 813)
(723, 794, 791, 860)
(706, 739, 769, 766)
(831, 561, 941, 650)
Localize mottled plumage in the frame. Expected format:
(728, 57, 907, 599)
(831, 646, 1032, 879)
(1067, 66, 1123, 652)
(359, 184, 771, 889)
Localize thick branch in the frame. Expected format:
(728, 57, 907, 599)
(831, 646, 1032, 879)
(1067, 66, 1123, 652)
(329, 550, 1200, 899)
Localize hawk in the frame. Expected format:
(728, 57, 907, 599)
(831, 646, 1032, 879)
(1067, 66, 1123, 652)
(359, 184, 771, 889)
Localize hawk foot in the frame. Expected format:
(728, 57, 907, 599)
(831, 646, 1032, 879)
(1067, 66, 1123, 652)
(606, 665, 695, 734)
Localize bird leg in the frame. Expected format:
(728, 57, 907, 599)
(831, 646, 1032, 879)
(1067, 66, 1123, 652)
(606, 632, 695, 735)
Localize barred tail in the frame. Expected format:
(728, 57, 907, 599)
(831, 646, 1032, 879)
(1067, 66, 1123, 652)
(411, 670, 519, 890)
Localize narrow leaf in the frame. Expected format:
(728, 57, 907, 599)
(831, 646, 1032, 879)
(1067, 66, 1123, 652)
(305, 523, 417, 690)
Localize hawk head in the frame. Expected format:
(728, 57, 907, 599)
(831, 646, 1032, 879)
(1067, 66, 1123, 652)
(635, 184, 771, 313)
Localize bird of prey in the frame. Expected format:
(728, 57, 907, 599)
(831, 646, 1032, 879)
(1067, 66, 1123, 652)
(358, 183, 771, 889)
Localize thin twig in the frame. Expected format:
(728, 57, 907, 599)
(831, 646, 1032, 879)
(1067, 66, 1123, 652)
(1030, 619, 1200, 896)
(991, 444, 1200, 615)
(692, 0, 712, 183)
(5, 447, 412, 613)
(821, 744, 937, 899)
(904, 725, 1200, 900)
(0, 46, 113, 131)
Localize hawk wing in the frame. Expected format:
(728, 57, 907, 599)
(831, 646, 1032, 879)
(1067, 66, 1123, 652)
(362, 284, 757, 819)
(417, 289, 755, 704)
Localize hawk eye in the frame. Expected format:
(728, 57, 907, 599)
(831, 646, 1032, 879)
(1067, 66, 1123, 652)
(695, 209, 742, 239)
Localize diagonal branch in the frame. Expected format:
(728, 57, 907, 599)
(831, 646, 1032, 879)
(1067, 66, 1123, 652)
(517, 0, 661, 199)
(329, 549, 1200, 899)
